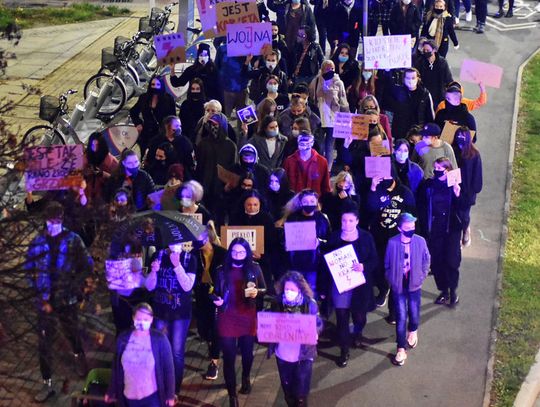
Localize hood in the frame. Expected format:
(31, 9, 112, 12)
(239, 143, 259, 163)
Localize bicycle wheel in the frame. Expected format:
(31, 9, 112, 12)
(22, 125, 66, 147)
(84, 73, 127, 116)
(121, 65, 140, 99)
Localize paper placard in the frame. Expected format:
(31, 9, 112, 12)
(148, 189, 164, 210)
(284, 221, 318, 252)
(154, 33, 186, 66)
(237, 105, 258, 125)
(24, 145, 83, 191)
(351, 114, 370, 140)
(183, 212, 204, 224)
(363, 35, 412, 70)
(216, 2, 260, 36)
(257, 312, 318, 344)
(221, 225, 265, 254)
(446, 168, 462, 187)
(196, 0, 256, 38)
(226, 22, 272, 57)
(459, 59, 503, 89)
(105, 258, 143, 290)
(324, 244, 365, 294)
(441, 121, 476, 145)
(217, 164, 241, 188)
(369, 139, 391, 156)
(332, 113, 369, 140)
(365, 156, 392, 179)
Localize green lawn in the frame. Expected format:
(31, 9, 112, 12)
(0, 3, 131, 31)
(491, 53, 540, 406)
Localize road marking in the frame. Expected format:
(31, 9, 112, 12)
(486, 17, 537, 31)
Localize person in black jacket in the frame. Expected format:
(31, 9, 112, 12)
(311, 0, 336, 54)
(284, 0, 317, 61)
(271, 21, 290, 75)
(145, 141, 178, 186)
(264, 168, 295, 222)
(290, 25, 324, 87)
(421, 0, 459, 58)
(388, 68, 435, 140)
(331, 43, 361, 91)
(243, 50, 288, 102)
(435, 84, 477, 141)
(179, 78, 206, 143)
(413, 39, 453, 106)
(389, 0, 422, 46)
(169, 43, 221, 102)
(330, 0, 363, 56)
(129, 76, 177, 155)
(417, 157, 462, 306)
(452, 126, 482, 247)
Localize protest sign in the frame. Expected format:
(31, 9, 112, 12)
(221, 225, 265, 254)
(102, 125, 139, 157)
(226, 22, 272, 57)
(365, 156, 392, 179)
(25, 145, 83, 192)
(257, 312, 318, 344)
(459, 59, 503, 89)
(363, 35, 412, 70)
(324, 244, 365, 294)
(369, 139, 391, 156)
(284, 221, 318, 252)
(216, 2, 259, 36)
(447, 168, 462, 187)
(147, 189, 165, 210)
(441, 121, 476, 145)
(105, 258, 143, 290)
(333, 113, 369, 139)
(351, 114, 370, 140)
(217, 164, 241, 188)
(237, 105, 258, 125)
(196, 0, 256, 37)
(154, 33, 186, 66)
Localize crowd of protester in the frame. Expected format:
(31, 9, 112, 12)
(24, 2, 487, 405)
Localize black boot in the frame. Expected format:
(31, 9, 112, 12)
(494, 8, 504, 17)
(239, 376, 252, 394)
(505, 9, 513, 17)
(336, 349, 349, 368)
(449, 289, 459, 306)
(284, 394, 297, 407)
(297, 396, 308, 407)
(229, 395, 239, 407)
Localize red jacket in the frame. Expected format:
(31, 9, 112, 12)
(283, 149, 331, 196)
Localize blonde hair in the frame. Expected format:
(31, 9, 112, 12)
(204, 99, 222, 112)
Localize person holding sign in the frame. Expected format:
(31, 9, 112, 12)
(435, 83, 477, 142)
(384, 213, 430, 366)
(176, 180, 214, 226)
(212, 238, 266, 407)
(417, 157, 462, 306)
(451, 126, 482, 247)
(389, 0, 422, 46)
(416, 123, 457, 179)
(267, 271, 322, 407)
(322, 208, 378, 367)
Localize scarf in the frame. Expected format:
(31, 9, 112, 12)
(427, 10, 450, 49)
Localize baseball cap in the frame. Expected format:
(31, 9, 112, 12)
(420, 123, 442, 137)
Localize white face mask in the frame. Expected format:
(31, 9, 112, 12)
(395, 151, 409, 163)
(46, 221, 62, 237)
(180, 198, 193, 208)
(404, 78, 418, 90)
(291, 129, 300, 137)
(284, 290, 299, 302)
(134, 320, 152, 331)
(245, 208, 260, 216)
(266, 61, 277, 71)
(199, 55, 209, 64)
(362, 71, 373, 81)
(402, 0, 411, 4)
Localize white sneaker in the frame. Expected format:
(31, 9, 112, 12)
(466, 10, 473, 21)
(455, 16, 460, 25)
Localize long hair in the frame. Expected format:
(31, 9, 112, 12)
(454, 126, 479, 160)
(188, 77, 206, 101)
(258, 115, 279, 137)
(276, 271, 313, 299)
(331, 43, 353, 67)
(224, 237, 255, 271)
(86, 131, 110, 166)
(112, 148, 138, 181)
(333, 171, 357, 196)
(269, 168, 291, 193)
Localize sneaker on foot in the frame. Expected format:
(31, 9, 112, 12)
(34, 380, 55, 403)
(435, 292, 448, 305)
(375, 291, 389, 307)
(407, 331, 418, 348)
(455, 16, 460, 24)
(393, 348, 407, 366)
(462, 227, 472, 247)
(449, 291, 460, 306)
(204, 361, 219, 380)
(466, 10, 473, 21)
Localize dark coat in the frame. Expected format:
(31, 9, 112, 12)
(454, 151, 483, 206)
(388, 84, 434, 140)
(389, 2, 422, 41)
(243, 64, 289, 102)
(413, 53, 453, 106)
(146, 134, 195, 180)
(331, 1, 364, 49)
(417, 178, 462, 237)
(435, 103, 477, 141)
(169, 61, 221, 101)
(247, 133, 289, 169)
(179, 97, 205, 144)
(213, 262, 267, 310)
(105, 169, 156, 211)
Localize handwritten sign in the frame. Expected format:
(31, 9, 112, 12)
(217, 164, 241, 188)
(257, 312, 317, 344)
(217, 2, 260, 36)
(25, 145, 83, 191)
(196, 0, 256, 38)
(446, 168, 462, 187)
(365, 156, 392, 179)
(369, 139, 391, 156)
(103, 125, 139, 157)
(284, 221, 318, 252)
(105, 258, 143, 290)
(226, 22, 271, 57)
(363, 35, 412, 70)
(237, 105, 258, 125)
(221, 225, 265, 254)
(154, 33, 186, 66)
(441, 121, 476, 145)
(324, 244, 365, 294)
(332, 113, 369, 139)
(460, 59, 503, 89)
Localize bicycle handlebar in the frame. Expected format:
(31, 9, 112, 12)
(164, 2, 179, 12)
(66, 89, 77, 95)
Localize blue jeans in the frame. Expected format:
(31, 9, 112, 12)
(125, 391, 160, 407)
(154, 318, 191, 393)
(276, 357, 313, 399)
(321, 127, 335, 169)
(392, 289, 421, 349)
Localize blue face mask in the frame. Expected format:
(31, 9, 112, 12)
(338, 55, 348, 63)
(266, 129, 279, 137)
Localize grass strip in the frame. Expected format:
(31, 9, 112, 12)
(491, 53, 540, 406)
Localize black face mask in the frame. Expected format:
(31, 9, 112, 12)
(242, 159, 255, 169)
(232, 260, 245, 267)
(125, 167, 139, 177)
(322, 71, 335, 81)
(337, 187, 350, 194)
(433, 8, 444, 14)
(302, 204, 317, 214)
(423, 51, 434, 58)
(433, 169, 445, 178)
(149, 87, 163, 95)
(369, 123, 377, 131)
(402, 229, 415, 238)
(381, 179, 394, 189)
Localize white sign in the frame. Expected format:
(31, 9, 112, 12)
(363, 35, 412, 70)
(226, 22, 272, 57)
(324, 244, 365, 294)
(105, 258, 144, 290)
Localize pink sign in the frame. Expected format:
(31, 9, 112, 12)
(257, 312, 318, 344)
(364, 156, 392, 179)
(459, 59, 503, 89)
(226, 22, 272, 57)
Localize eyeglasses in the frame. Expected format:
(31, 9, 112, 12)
(231, 250, 246, 255)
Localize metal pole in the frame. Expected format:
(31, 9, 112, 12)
(149, 0, 156, 15)
(361, 0, 368, 60)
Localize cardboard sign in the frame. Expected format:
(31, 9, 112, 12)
(324, 244, 366, 294)
(363, 35, 412, 70)
(24, 145, 83, 192)
(369, 139, 391, 156)
(365, 156, 392, 179)
(441, 121, 476, 145)
(226, 22, 271, 57)
(446, 168, 462, 187)
(459, 59, 503, 89)
(103, 125, 139, 157)
(216, 2, 259, 36)
(284, 221, 318, 252)
(333, 113, 369, 140)
(257, 312, 318, 345)
(105, 258, 144, 290)
(217, 164, 241, 188)
(237, 105, 258, 125)
(221, 225, 265, 254)
(154, 33, 186, 66)
(183, 212, 204, 224)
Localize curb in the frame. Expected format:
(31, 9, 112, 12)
(515, 349, 540, 407)
(482, 46, 540, 407)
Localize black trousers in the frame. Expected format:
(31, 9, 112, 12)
(335, 308, 367, 354)
(220, 335, 255, 396)
(428, 230, 462, 292)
